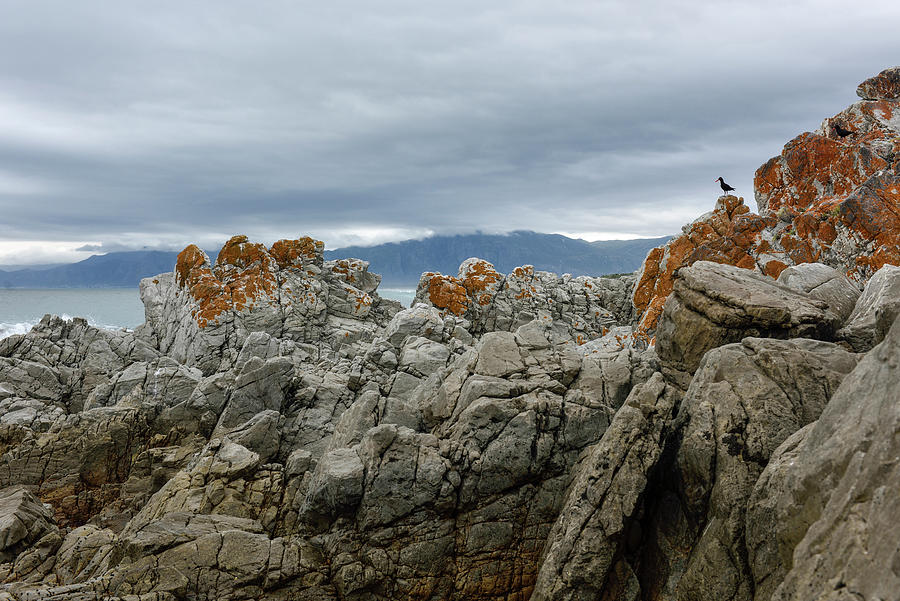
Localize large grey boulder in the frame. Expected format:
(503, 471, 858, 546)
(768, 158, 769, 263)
(776, 262, 860, 323)
(747, 314, 900, 601)
(645, 337, 859, 601)
(838, 263, 900, 351)
(656, 261, 838, 375)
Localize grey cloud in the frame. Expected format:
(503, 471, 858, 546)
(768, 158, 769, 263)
(0, 0, 898, 256)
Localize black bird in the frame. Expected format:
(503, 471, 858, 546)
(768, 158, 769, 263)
(834, 123, 854, 138)
(715, 177, 735, 195)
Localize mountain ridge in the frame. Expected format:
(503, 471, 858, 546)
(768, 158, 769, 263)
(0, 231, 670, 288)
(324, 231, 671, 286)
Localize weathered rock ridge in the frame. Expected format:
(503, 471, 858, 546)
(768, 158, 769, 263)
(634, 65, 900, 336)
(1, 67, 900, 601)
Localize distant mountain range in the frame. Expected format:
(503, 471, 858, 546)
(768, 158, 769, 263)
(0, 232, 670, 289)
(323, 231, 671, 286)
(0, 251, 193, 289)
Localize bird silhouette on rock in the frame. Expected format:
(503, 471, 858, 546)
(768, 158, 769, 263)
(715, 177, 735, 195)
(833, 123, 854, 138)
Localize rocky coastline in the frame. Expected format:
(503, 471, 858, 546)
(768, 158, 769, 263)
(0, 66, 898, 600)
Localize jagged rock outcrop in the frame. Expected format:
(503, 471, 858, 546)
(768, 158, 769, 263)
(0, 315, 159, 412)
(415, 258, 635, 344)
(3, 68, 900, 601)
(634, 66, 900, 336)
(0, 235, 658, 600)
(139, 235, 401, 375)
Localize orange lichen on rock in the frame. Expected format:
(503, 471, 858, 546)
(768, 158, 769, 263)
(175, 244, 230, 328)
(329, 258, 366, 283)
(755, 132, 888, 215)
(764, 259, 789, 278)
(213, 235, 278, 316)
(175, 244, 210, 288)
(174, 234, 326, 329)
(857, 66, 900, 100)
(459, 259, 502, 306)
(633, 196, 774, 334)
(270, 236, 324, 269)
(424, 272, 469, 316)
(511, 265, 534, 279)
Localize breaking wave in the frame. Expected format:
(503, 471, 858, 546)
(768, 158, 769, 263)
(0, 315, 128, 340)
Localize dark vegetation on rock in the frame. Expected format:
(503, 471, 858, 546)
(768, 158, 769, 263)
(0, 66, 899, 600)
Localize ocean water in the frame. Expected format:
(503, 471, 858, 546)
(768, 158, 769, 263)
(0, 287, 418, 339)
(379, 288, 417, 307)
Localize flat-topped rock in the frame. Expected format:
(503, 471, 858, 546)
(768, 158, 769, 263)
(656, 261, 838, 374)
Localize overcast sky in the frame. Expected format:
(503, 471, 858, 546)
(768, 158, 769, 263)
(0, 1, 898, 264)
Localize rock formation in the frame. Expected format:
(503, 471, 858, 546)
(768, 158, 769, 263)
(634, 65, 900, 336)
(1, 67, 900, 601)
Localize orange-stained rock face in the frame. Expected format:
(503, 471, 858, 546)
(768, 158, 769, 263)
(755, 132, 888, 215)
(633, 196, 776, 334)
(857, 66, 900, 100)
(175, 234, 325, 328)
(418, 259, 504, 318)
(423, 272, 469, 316)
(175, 244, 210, 288)
(634, 69, 900, 336)
(270, 237, 324, 270)
(458, 258, 502, 307)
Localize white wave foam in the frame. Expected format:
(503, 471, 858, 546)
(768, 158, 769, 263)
(0, 320, 38, 339)
(0, 315, 129, 341)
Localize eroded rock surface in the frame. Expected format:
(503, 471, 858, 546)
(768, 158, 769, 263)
(748, 314, 900, 601)
(415, 258, 635, 344)
(3, 67, 900, 601)
(0, 236, 655, 600)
